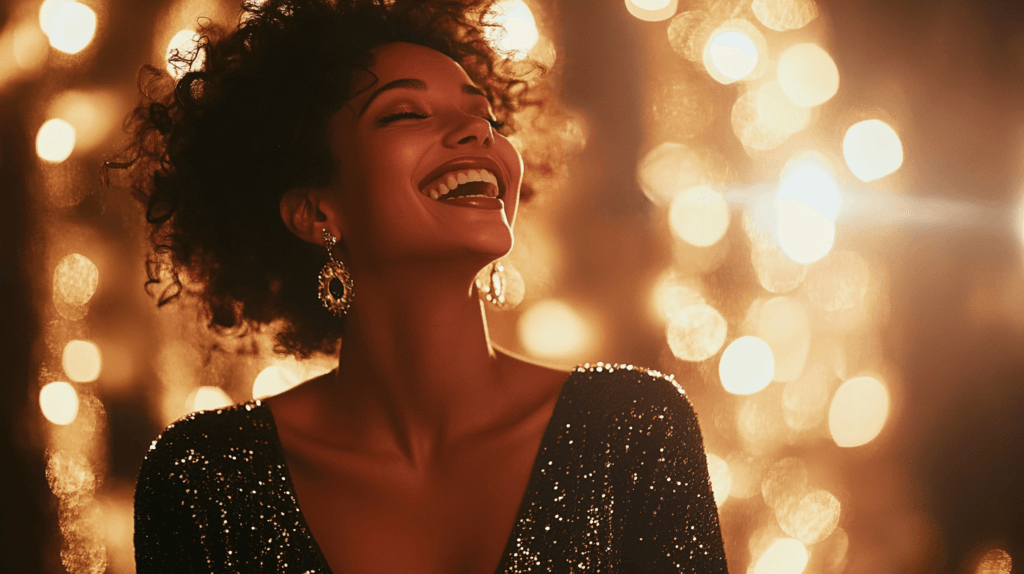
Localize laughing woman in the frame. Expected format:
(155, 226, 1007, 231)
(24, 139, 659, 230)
(116, 0, 728, 572)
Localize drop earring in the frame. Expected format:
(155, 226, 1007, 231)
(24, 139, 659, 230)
(318, 229, 354, 317)
(476, 261, 508, 309)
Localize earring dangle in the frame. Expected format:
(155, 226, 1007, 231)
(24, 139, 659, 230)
(318, 229, 354, 317)
(475, 261, 508, 309)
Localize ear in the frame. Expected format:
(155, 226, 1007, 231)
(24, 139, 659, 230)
(280, 188, 330, 245)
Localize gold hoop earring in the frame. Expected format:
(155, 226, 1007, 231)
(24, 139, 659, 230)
(475, 261, 509, 309)
(318, 229, 354, 317)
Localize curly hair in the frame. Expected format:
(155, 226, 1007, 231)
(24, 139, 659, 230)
(106, 0, 560, 357)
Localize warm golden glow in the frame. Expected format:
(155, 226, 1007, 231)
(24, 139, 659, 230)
(705, 453, 731, 506)
(751, 0, 818, 32)
(637, 142, 708, 205)
(651, 272, 705, 322)
(775, 201, 835, 264)
(189, 386, 233, 412)
(725, 452, 767, 499)
(762, 457, 808, 510)
(755, 297, 810, 383)
(737, 392, 789, 454)
(805, 250, 870, 312)
(667, 303, 728, 361)
(667, 11, 707, 61)
(747, 222, 807, 293)
(53, 253, 99, 307)
(49, 90, 121, 153)
(975, 548, 1013, 574)
(40, 0, 97, 54)
(669, 186, 730, 247)
(46, 450, 95, 496)
(62, 340, 101, 383)
(252, 356, 334, 399)
(829, 376, 890, 447)
(732, 81, 811, 151)
(719, 336, 774, 395)
(843, 119, 904, 182)
(752, 538, 809, 574)
(165, 29, 205, 79)
(703, 21, 766, 84)
(518, 299, 596, 361)
(625, 0, 679, 22)
(777, 489, 841, 544)
(777, 43, 839, 107)
(13, 22, 49, 70)
(40, 381, 79, 425)
(782, 362, 831, 431)
(36, 118, 76, 162)
(778, 156, 842, 221)
(484, 0, 540, 60)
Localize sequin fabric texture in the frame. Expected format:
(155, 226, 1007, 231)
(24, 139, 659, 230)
(134, 363, 729, 573)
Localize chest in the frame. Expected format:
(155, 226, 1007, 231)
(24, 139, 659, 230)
(283, 433, 542, 574)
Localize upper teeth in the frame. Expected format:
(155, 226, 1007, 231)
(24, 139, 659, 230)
(423, 168, 500, 200)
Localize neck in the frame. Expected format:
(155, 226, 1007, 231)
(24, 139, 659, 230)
(332, 260, 507, 461)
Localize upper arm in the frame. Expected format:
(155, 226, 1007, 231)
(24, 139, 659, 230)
(133, 432, 196, 574)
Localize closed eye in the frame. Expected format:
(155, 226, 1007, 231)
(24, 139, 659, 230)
(486, 117, 506, 130)
(377, 111, 430, 126)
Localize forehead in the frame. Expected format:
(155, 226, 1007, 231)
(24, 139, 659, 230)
(368, 42, 474, 87)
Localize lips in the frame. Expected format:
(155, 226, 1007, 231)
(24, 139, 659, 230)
(417, 156, 507, 202)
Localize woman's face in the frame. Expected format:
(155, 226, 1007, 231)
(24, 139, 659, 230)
(323, 42, 523, 274)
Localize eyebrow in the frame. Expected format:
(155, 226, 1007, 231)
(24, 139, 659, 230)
(358, 78, 490, 116)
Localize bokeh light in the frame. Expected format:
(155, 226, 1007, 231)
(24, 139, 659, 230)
(518, 299, 596, 361)
(62, 340, 102, 383)
(777, 43, 839, 107)
(703, 20, 766, 84)
(775, 157, 841, 264)
(776, 489, 841, 544)
(625, 0, 679, 22)
(778, 155, 842, 220)
(762, 457, 808, 510)
(746, 215, 808, 293)
(188, 386, 233, 412)
(166, 29, 206, 79)
(667, 303, 728, 361)
(753, 538, 809, 574)
(666, 10, 708, 61)
(484, 0, 540, 60)
(705, 453, 732, 506)
(49, 90, 122, 153)
(36, 118, 76, 163)
(732, 81, 811, 151)
(725, 452, 768, 499)
(737, 390, 790, 454)
(829, 375, 890, 447)
(719, 336, 774, 395)
(755, 297, 810, 383)
(53, 253, 99, 307)
(650, 77, 717, 140)
(752, 0, 818, 31)
(843, 119, 904, 182)
(637, 142, 709, 205)
(13, 22, 49, 70)
(650, 271, 705, 322)
(39, 0, 97, 54)
(253, 364, 302, 400)
(669, 186, 730, 247)
(40, 381, 79, 425)
(975, 548, 1013, 574)
(805, 250, 870, 312)
(783, 362, 832, 432)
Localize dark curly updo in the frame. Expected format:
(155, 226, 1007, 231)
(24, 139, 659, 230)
(106, 0, 560, 357)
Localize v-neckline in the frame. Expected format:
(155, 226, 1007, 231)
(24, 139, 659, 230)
(258, 369, 577, 574)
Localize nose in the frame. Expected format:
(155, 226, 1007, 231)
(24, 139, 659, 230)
(442, 112, 494, 149)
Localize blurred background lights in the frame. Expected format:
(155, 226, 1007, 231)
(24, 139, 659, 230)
(719, 336, 775, 394)
(669, 186, 730, 247)
(755, 297, 810, 383)
(843, 119, 904, 182)
(62, 340, 101, 383)
(518, 299, 596, 361)
(775, 200, 835, 264)
(253, 364, 302, 400)
(637, 142, 708, 205)
(805, 250, 870, 312)
(777, 43, 839, 107)
(762, 457, 808, 510)
(13, 22, 49, 70)
(166, 29, 206, 79)
(39, 0, 97, 54)
(667, 303, 727, 361)
(188, 386, 233, 413)
(625, 0, 679, 22)
(36, 118, 76, 163)
(484, 0, 539, 60)
(783, 363, 832, 431)
(778, 156, 842, 221)
(703, 21, 766, 84)
(975, 548, 1013, 574)
(651, 272, 704, 321)
(53, 253, 99, 307)
(753, 538, 809, 574)
(40, 382, 79, 425)
(776, 489, 841, 544)
(752, 0, 818, 32)
(49, 90, 122, 153)
(732, 81, 811, 151)
(705, 453, 732, 506)
(829, 375, 890, 447)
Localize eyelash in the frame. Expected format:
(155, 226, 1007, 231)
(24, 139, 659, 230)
(377, 111, 506, 131)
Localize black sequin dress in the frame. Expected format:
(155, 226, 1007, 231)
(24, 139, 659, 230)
(135, 363, 729, 573)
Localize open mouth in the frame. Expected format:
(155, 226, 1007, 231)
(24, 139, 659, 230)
(419, 168, 501, 201)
